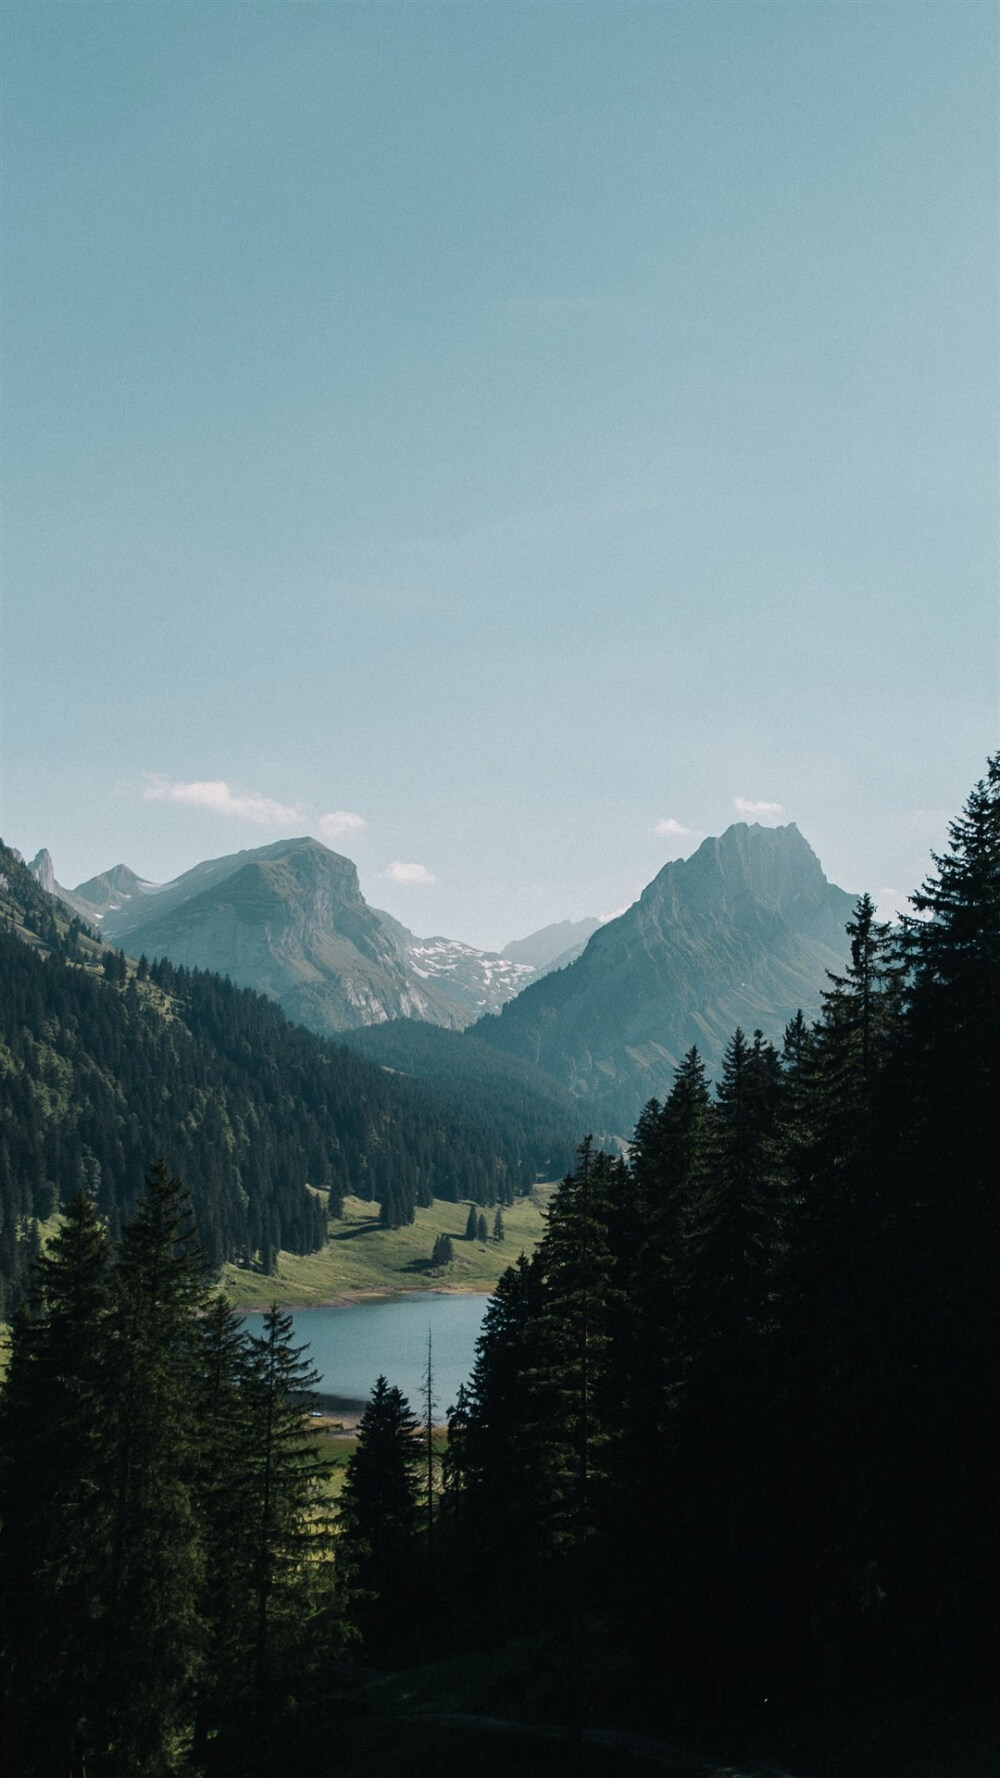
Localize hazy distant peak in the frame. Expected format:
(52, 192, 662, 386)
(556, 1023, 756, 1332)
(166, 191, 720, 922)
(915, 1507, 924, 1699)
(502, 916, 601, 971)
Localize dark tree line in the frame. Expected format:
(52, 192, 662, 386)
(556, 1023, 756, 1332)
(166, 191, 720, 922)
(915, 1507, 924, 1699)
(0, 1165, 349, 1777)
(0, 841, 546, 1311)
(440, 758, 999, 1747)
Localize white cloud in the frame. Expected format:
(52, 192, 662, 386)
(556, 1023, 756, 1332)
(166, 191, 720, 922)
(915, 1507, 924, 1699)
(143, 776, 299, 826)
(734, 796, 784, 819)
(384, 861, 436, 885)
(319, 810, 365, 840)
(598, 905, 629, 923)
(653, 817, 698, 839)
(876, 887, 913, 923)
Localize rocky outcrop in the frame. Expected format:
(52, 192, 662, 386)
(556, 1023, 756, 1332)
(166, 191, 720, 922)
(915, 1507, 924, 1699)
(27, 849, 55, 895)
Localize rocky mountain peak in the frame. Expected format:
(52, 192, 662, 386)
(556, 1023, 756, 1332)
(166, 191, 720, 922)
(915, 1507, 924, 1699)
(27, 849, 55, 895)
(475, 819, 857, 1134)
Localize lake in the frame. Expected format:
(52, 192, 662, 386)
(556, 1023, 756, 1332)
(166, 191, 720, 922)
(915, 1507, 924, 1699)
(240, 1291, 489, 1417)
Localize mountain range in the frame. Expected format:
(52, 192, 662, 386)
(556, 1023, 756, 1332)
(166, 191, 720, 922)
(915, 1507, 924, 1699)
(26, 819, 857, 1136)
(28, 840, 597, 1035)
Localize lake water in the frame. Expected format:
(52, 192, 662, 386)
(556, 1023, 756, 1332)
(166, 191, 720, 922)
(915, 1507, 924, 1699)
(240, 1291, 489, 1417)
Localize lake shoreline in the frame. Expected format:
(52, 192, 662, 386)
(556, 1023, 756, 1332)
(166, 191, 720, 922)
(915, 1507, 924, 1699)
(240, 1292, 490, 1425)
(227, 1278, 497, 1313)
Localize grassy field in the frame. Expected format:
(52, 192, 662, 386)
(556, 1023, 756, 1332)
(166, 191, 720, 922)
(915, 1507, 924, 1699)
(0, 1188, 554, 1373)
(220, 1187, 555, 1310)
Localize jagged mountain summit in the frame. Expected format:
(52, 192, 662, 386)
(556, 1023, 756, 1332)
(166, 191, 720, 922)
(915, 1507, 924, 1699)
(71, 861, 156, 920)
(474, 822, 857, 1135)
(41, 822, 856, 1097)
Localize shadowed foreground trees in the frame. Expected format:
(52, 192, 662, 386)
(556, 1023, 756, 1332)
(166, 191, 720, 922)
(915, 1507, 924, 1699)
(337, 1375, 422, 1652)
(0, 1167, 351, 1778)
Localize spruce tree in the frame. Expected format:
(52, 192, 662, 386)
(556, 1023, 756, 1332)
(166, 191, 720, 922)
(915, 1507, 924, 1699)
(457, 1252, 543, 1580)
(889, 756, 1000, 1664)
(522, 1143, 624, 1573)
(338, 1376, 422, 1647)
(238, 1305, 340, 1755)
(190, 1293, 253, 1764)
(0, 1192, 112, 1778)
(97, 1161, 210, 1777)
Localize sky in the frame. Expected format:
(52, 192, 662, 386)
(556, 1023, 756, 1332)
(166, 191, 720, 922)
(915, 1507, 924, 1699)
(1, 1, 997, 952)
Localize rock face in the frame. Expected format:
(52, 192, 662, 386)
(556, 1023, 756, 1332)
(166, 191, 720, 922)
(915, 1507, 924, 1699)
(27, 849, 55, 895)
(474, 823, 857, 1136)
(75, 838, 467, 1035)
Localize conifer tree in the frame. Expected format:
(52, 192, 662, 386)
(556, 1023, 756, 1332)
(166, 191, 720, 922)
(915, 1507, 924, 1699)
(238, 1305, 339, 1752)
(0, 1192, 112, 1777)
(522, 1143, 625, 1572)
(888, 756, 1000, 1662)
(338, 1376, 422, 1631)
(190, 1293, 253, 1764)
(457, 1252, 543, 1578)
(98, 1161, 210, 1777)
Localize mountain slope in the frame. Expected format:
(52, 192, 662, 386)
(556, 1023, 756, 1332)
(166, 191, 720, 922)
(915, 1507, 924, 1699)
(337, 1018, 581, 1184)
(82, 838, 466, 1034)
(66, 837, 573, 1035)
(474, 823, 856, 1134)
(0, 840, 551, 1311)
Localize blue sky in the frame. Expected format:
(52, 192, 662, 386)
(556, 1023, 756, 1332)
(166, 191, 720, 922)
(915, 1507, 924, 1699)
(2, 1, 996, 950)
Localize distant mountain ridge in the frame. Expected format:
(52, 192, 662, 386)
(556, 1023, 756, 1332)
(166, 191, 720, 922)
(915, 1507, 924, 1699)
(58, 836, 570, 1035)
(501, 916, 602, 973)
(76, 837, 467, 1035)
(474, 822, 857, 1134)
(373, 907, 537, 1021)
(34, 823, 858, 1130)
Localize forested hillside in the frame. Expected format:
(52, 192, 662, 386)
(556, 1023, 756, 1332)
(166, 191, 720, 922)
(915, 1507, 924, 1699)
(337, 1018, 579, 1178)
(0, 843, 550, 1311)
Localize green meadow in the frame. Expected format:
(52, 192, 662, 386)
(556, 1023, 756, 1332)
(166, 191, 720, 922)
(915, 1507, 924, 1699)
(220, 1187, 555, 1310)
